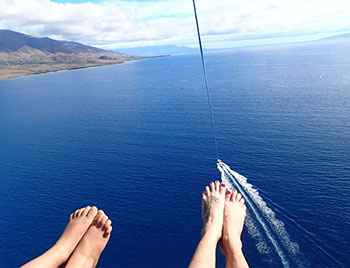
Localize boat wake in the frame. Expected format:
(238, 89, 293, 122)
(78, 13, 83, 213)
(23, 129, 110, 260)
(218, 160, 307, 268)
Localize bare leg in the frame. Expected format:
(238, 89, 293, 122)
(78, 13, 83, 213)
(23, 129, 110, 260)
(21, 206, 98, 268)
(189, 181, 226, 268)
(221, 190, 249, 268)
(65, 209, 112, 268)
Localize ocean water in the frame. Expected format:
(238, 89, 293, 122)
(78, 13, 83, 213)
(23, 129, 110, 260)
(1, 41, 349, 267)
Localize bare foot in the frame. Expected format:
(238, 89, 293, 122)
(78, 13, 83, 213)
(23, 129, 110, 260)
(21, 206, 98, 268)
(201, 180, 226, 241)
(65, 209, 112, 268)
(188, 181, 227, 268)
(221, 190, 247, 260)
(56, 206, 98, 256)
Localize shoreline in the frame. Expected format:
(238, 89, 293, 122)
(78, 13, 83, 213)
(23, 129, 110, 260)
(0, 55, 168, 81)
(0, 61, 127, 81)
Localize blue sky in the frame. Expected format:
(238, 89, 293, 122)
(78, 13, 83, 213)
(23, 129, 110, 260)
(1, 0, 349, 49)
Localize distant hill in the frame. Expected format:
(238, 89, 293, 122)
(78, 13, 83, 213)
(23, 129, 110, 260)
(0, 29, 107, 53)
(0, 29, 136, 80)
(320, 33, 350, 41)
(115, 45, 199, 56)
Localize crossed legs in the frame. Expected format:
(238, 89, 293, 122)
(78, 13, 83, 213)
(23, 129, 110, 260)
(189, 181, 249, 268)
(20, 206, 112, 268)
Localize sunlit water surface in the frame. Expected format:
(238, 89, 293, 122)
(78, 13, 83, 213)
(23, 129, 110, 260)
(1, 41, 350, 267)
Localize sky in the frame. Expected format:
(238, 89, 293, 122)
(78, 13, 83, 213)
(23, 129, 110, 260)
(0, 0, 350, 49)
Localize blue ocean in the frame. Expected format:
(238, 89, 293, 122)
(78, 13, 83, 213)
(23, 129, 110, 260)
(1, 40, 349, 267)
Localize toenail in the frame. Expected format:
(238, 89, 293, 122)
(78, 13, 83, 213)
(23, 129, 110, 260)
(226, 190, 231, 194)
(221, 183, 226, 187)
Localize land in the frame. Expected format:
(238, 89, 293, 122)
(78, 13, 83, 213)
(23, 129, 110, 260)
(0, 49, 135, 80)
(0, 29, 137, 80)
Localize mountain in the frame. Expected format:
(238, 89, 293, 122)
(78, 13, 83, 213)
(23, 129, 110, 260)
(115, 45, 199, 56)
(0, 29, 106, 53)
(0, 29, 136, 80)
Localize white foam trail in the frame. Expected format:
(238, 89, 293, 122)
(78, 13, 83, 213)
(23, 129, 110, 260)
(224, 164, 300, 252)
(218, 161, 292, 268)
(245, 212, 272, 254)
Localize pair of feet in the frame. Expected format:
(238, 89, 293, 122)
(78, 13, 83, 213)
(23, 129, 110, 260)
(202, 180, 246, 260)
(21, 206, 112, 268)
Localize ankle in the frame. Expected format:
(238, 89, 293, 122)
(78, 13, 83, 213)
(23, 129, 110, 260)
(225, 246, 244, 261)
(75, 251, 97, 260)
(65, 252, 97, 268)
(49, 244, 72, 264)
(222, 235, 242, 253)
(201, 227, 221, 242)
(202, 224, 222, 240)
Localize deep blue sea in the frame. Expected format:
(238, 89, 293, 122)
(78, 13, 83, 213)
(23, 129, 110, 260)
(1, 40, 349, 268)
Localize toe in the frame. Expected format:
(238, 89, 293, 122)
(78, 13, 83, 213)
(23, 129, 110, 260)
(96, 210, 106, 226)
(215, 180, 220, 191)
(93, 210, 103, 225)
(104, 226, 112, 237)
(205, 186, 210, 195)
(99, 210, 105, 217)
(99, 215, 109, 229)
(236, 193, 242, 202)
(239, 198, 245, 207)
(74, 209, 80, 218)
(225, 190, 231, 201)
(210, 182, 215, 192)
(86, 206, 98, 219)
(220, 183, 226, 194)
(231, 190, 237, 201)
(103, 219, 112, 231)
(77, 208, 85, 217)
(202, 192, 207, 201)
(81, 206, 91, 216)
(106, 219, 112, 229)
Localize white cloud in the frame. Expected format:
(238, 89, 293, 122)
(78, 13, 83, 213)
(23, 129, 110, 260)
(0, 0, 350, 49)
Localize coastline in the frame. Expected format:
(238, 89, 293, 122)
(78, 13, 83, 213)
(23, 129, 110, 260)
(0, 55, 168, 81)
(0, 61, 127, 81)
